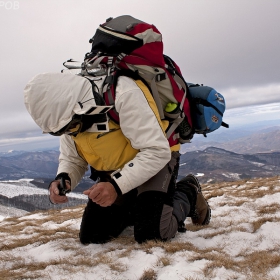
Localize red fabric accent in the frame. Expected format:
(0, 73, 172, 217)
(183, 98, 192, 127)
(172, 60, 183, 76)
(116, 61, 129, 69)
(168, 132, 179, 147)
(123, 22, 165, 67)
(122, 55, 156, 67)
(108, 109, 119, 124)
(104, 87, 120, 124)
(104, 91, 110, 104)
(122, 42, 165, 67)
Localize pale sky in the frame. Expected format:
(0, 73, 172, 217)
(1, 0, 280, 152)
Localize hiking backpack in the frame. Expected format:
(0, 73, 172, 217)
(187, 83, 228, 136)
(62, 15, 228, 144)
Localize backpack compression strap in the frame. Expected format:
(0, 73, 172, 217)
(193, 98, 229, 128)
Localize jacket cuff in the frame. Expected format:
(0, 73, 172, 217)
(111, 170, 133, 194)
(55, 172, 71, 184)
(110, 179, 122, 196)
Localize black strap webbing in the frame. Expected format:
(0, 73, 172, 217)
(194, 98, 224, 117)
(222, 122, 229, 128)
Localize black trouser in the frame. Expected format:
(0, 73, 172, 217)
(79, 152, 191, 244)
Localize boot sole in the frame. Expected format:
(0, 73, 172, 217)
(202, 203, 211, 225)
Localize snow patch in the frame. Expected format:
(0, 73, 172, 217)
(248, 161, 265, 167)
(222, 173, 241, 180)
(0, 181, 87, 200)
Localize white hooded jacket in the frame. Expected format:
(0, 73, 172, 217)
(24, 72, 172, 194)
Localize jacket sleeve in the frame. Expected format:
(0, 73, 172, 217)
(57, 134, 88, 190)
(111, 76, 171, 194)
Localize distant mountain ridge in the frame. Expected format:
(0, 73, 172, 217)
(1, 124, 280, 185)
(178, 147, 280, 183)
(0, 150, 60, 180)
(1, 147, 280, 186)
(181, 124, 280, 154)
(0, 150, 27, 157)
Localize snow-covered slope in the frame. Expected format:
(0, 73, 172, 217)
(0, 204, 28, 221)
(0, 179, 85, 199)
(0, 179, 87, 214)
(0, 176, 280, 279)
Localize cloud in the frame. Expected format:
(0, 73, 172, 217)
(1, 0, 280, 149)
(224, 83, 280, 109)
(0, 111, 39, 136)
(0, 133, 59, 152)
(224, 102, 280, 126)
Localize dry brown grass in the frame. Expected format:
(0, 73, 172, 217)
(251, 216, 280, 232)
(186, 247, 280, 279)
(156, 256, 171, 267)
(1, 225, 79, 251)
(0, 245, 126, 279)
(257, 203, 280, 215)
(139, 268, 157, 280)
(205, 189, 224, 200)
(0, 257, 63, 280)
(1, 176, 280, 279)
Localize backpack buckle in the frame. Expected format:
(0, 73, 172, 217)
(156, 72, 166, 82)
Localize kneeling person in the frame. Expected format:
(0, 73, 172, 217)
(24, 72, 211, 244)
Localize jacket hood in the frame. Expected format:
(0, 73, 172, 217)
(24, 72, 97, 133)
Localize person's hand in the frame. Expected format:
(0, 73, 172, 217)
(49, 180, 71, 204)
(83, 182, 117, 207)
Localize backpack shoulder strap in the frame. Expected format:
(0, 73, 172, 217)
(103, 69, 151, 124)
